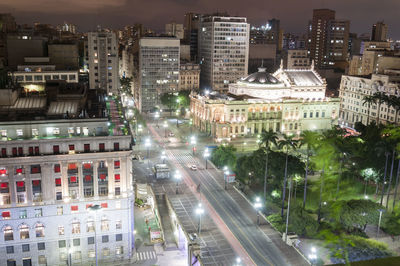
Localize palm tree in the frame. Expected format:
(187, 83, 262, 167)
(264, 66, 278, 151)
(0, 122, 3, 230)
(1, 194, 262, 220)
(260, 130, 278, 200)
(278, 134, 298, 217)
(392, 159, 400, 210)
(362, 95, 376, 125)
(387, 95, 400, 124)
(372, 92, 389, 125)
(299, 130, 319, 209)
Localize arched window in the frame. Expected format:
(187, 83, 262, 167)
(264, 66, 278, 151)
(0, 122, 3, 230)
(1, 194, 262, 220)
(19, 224, 30, 239)
(3, 225, 13, 241)
(101, 216, 109, 232)
(72, 220, 80, 234)
(35, 223, 45, 237)
(87, 218, 95, 233)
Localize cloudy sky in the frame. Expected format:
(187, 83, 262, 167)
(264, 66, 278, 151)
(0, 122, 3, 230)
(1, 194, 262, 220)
(1, 0, 399, 38)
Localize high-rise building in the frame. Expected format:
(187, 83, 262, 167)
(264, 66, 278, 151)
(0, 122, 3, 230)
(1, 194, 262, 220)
(184, 13, 200, 62)
(136, 37, 180, 112)
(308, 9, 349, 68)
(250, 19, 282, 50)
(371, 21, 388, 42)
(198, 14, 249, 92)
(285, 49, 310, 69)
(87, 30, 119, 94)
(165, 22, 184, 40)
(0, 87, 134, 266)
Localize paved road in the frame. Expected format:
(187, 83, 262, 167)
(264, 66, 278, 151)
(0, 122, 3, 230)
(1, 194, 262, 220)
(146, 121, 293, 266)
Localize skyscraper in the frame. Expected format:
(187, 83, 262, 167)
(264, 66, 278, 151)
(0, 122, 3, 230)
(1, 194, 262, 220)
(184, 13, 200, 62)
(87, 30, 119, 94)
(371, 21, 388, 42)
(198, 14, 249, 92)
(137, 37, 180, 112)
(308, 9, 349, 68)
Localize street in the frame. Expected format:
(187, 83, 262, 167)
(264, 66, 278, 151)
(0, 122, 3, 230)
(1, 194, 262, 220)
(140, 116, 307, 266)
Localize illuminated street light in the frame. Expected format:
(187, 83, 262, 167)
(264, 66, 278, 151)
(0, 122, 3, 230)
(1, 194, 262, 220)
(161, 150, 166, 164)
(223, 166, 229, 190)
(88, 204, 102, 266)
(190, 136, 197, 155)
(253, 197, 262, 225)
(163, 121, 168, 137)
(203, 148, 210, 169)
(308, 246, 317, 266)
(174, 171, 182, 194)
(205, 89, 210, 96)
(144, 138, 151, 158)
(195, 203, 204, 235)
(235, 257, 242, 266)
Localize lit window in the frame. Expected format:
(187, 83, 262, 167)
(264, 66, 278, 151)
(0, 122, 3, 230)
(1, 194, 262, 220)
(116, 220, 122, 230)
(116, 246, 123, 255)
(87, 218, 95, 232)
(57, 207, 63, 215)
(35, 223, 45, 237)
(101, 217, 109, 231)
(58, 226, 64, 236)
(16, 129, 23, 136)
(72, 220, 80, 234)
(19, 224, 30, 239)
(4, 226, 13, 241)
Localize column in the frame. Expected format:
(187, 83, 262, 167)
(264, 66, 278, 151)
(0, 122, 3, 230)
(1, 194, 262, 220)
(78, 162, 84, 201)
(107, 158, 114, 198)
(8, 165, 16, 207)
(61, 162, 69, 198)
(93, 161, 99, 199)
(41, 162, 54, 203)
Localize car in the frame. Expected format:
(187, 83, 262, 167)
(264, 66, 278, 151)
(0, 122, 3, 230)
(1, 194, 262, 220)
(168, 132, 175, 137)
(190, 165, 197, 171)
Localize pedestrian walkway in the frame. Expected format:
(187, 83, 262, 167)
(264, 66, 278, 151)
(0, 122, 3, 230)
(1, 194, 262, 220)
(155, 194, 177, 249)
(136, 250, 157, 261)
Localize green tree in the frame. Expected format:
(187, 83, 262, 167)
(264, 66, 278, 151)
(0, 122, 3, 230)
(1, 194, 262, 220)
(278, 134, 299, 217)
(362, 95, 376, 125)
(160, 92, 177, 115)
(372, 92, 389, 124)
(210, 145, 237, 169)
(260, 130, 278, 200)
(299, 130, 320, 209)
(120, 77, 133, 96)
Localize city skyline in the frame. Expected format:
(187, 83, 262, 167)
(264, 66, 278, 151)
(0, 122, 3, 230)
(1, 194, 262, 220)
(1, 0, 400, 39)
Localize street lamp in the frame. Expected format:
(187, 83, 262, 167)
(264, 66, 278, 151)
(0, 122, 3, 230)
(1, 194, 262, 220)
(88, 204, 102, 266)
(223, 166, 228, 190)
(190, 136, 196, 155)
(377, 209, 385, 237)
(308, 247, 317, 266)
(155, 112, 160, 126)
(161, 150, 166, 164)
(203, 148, 210, 169)
(144, 138, 151, 158)
(254, 197, 262, 225)
(242, 142, 247, 152)
(235, 257, 242, 266)
(174, 170, 182, 194)
(163, 121, 168, 138)
(195, 203, 204, 235)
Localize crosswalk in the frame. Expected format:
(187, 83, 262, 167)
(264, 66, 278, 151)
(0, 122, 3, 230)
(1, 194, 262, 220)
(136, 250, 157, 261)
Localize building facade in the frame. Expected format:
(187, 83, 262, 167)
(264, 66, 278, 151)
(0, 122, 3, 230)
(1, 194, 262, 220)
(179, 63, 200, 91)
(87, 31, 119, 94)
(339, 74, 400, 128)
(198, 15, 249, 92)
(286, 49, 310, 69)
(137, 37, 180, 112)
(190, 64, 339, 141)
(371, 21, 388, 42)
(308, 9, 349, 68)
(165, 23, 184, 40)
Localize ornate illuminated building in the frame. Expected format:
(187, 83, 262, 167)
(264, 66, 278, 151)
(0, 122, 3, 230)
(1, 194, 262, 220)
(190, 62, 340, 141)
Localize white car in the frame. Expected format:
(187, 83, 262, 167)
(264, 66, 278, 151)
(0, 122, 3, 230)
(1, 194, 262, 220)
(190, 165, 197, 171)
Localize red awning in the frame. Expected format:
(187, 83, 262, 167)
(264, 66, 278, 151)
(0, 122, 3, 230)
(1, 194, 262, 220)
(115, 174, 120, 181)
(86, 204, 93, 209)
(83, 163, 91, 169)
(16, 168, 23, 174)
(99, 174, 106, 180)
(85, 175, 92, 182)
(17, 181, 25, 187)
(54, 165, 60, 173)
(71, 205, 78, 211)
(114, 161, 120, 167)
(0, 169, 7, 175)
(1, 182, 8, 188)
(55, 178, 61, 185)
(70, 176, 77, 182)
(68, 163, 77, 170)
(32, 180, 40, 186)
(101, 203, 108, 208)
(2, 211, 10, 218)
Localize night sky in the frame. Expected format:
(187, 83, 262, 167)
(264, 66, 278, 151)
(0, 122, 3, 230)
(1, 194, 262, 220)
(2, 0, 399, 39)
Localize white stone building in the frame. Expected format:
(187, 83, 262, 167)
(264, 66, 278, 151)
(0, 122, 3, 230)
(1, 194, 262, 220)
(339, 73, 400, 128)
(0, 117, 134, 266)
(179, 63, 200, 91)
(190, 64, 339, 140)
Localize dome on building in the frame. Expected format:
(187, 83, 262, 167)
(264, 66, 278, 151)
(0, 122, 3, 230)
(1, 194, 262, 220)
(241, 67, 282, 85)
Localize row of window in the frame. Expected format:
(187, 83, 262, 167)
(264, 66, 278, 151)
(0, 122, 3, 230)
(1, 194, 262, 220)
(0, 142, 120, 158)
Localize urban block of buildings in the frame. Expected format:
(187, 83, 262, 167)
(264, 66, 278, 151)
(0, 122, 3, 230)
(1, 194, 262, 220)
(190, 62, 340, 141)
(0, 83, 134, 266)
